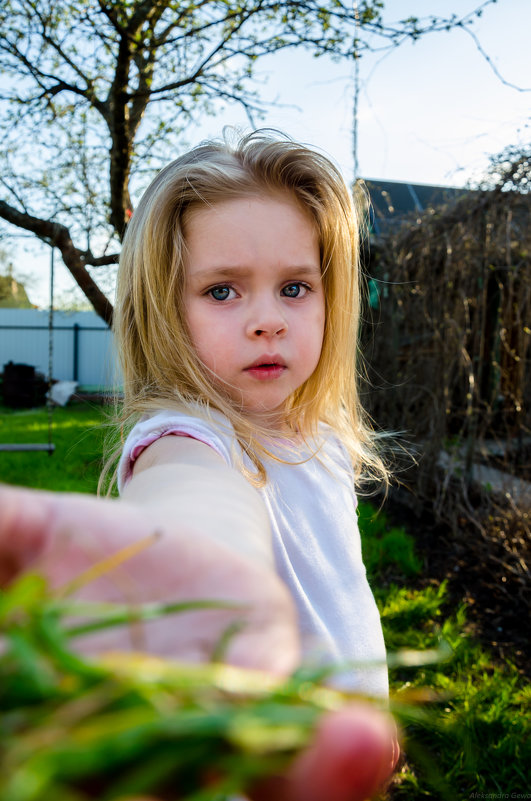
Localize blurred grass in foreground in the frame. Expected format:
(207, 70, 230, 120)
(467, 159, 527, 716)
(0, 564, 462, 801)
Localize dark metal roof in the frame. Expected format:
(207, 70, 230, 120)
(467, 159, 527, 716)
(363, 178, 472, 236)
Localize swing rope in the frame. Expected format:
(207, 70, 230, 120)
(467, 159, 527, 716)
(46, 244, 55, 454)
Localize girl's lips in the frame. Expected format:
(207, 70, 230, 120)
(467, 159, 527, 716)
(245, 354, 287, 370)
(244, 363, 287, 380)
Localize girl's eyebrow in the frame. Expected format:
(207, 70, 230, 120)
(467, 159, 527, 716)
(190, 265, 322, 281)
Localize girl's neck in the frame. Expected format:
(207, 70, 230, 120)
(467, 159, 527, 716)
(244, 409, 294, 437)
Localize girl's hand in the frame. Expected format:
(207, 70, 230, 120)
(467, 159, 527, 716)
(0, 483, 399, 801)
(0, 483, 299, 673)
(264, 701, 401, 801)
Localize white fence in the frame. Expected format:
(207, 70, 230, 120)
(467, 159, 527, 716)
(0, 309, 120, 390)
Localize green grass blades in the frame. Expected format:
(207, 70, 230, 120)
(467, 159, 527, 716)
(0, 573, 325, 801)
(382, 584, 530, 800)
(357, 504, 529, 800)
(358, 502, 422, 578)
(0, 568, 454, 801)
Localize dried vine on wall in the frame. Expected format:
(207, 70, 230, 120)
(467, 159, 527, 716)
(362, 185, 531, 521)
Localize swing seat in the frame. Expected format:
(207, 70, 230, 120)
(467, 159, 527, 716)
(0, 443, 55, 452)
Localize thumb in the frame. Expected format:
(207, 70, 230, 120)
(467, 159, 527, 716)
(250, 702, 400, 801)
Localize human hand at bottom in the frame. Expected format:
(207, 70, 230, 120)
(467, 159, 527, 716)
(0, 484, 399, 801)
(126, 706, 399, 801)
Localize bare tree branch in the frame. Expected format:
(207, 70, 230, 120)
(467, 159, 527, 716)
(82, 252, 120, 267)
(459, 23, 531, 92)
(0, 200, 114, 324)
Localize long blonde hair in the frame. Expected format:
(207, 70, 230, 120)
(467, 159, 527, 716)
(107, 129, 387, 490)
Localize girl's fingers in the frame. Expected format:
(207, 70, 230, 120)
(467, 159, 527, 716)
(0, 484, 146, 587)
(250, 702, 399, 801)
(288, 703, 400, 801)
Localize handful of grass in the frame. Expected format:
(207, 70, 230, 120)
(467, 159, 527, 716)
(0, 550, 451, 801)
(1, 571, 339, 801)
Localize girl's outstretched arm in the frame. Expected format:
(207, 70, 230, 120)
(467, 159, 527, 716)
(0, 435, 299, 673)
(122, 434, 276, 567)
(0, 435, 399, 800)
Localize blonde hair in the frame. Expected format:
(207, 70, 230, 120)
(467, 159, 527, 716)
(107, 129, 388, 490)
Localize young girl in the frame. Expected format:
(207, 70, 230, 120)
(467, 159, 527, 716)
(0, 130, 399, 800)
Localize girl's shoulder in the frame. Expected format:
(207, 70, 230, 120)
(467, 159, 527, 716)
(314, 422, 353, 473)
(117, 406, 237, 492)
(265, 423, 354, 491)
(117, 409, 352, 493)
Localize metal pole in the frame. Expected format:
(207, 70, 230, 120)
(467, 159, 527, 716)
(352, 1, 361, 182)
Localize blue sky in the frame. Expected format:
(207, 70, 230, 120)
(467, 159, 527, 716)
(191, 0, 530, 187)
(9, 0, 531, 306)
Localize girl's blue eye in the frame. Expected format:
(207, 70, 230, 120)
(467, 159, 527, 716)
(209, 286, 232, 301)
(282, 283, 307, 298)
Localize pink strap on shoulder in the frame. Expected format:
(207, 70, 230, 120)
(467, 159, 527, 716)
(130, 431, 195, 462)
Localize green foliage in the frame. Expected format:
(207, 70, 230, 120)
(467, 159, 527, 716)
(384, 583, 529, 799)
(358, 502, 423, 578)
(0, 571, 319, 800)
(380, 583, 448, 642)
(0, 569, 439, 801)
(357, 502, 528, 800)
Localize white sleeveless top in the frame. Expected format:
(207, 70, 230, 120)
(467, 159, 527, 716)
(118, 409, 388, 698)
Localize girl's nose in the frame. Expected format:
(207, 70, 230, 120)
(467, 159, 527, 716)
(246, 298, 288, 338)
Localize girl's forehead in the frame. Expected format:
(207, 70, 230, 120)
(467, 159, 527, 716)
(185, 194, 318, 240)
(183, 190, 318, 231)
(182, 193, 321, 279)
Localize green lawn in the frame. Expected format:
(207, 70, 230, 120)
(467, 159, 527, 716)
(0, 401, 112, 493)
(359, 505, 529, 799)
(0, 404, 528, 800)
